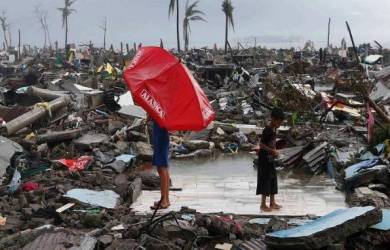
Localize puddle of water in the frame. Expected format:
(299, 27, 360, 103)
(132, 154, 347, 216)
(171, 154, 336, 186)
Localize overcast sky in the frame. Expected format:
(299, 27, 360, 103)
(0, 0, 389, 49)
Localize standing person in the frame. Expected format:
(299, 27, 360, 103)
(150, 119, 171, 210)
(256, 108, 285, 212)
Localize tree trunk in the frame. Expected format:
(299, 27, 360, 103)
(46, 21, 52, 49)
(65, 16, 68, 55)
(224, 14, 228, 54)
(184, 23, 188, 51)
(18, 29, 20, 61)
(34, 128, 84, 144)
(103, 29, 106, 50)
(176, 0, 181, 52)
(5, 96, 71, 135)
(7, 28, 11, 48)
(3, 30, 8, 50)
(44, 28, 47, 49)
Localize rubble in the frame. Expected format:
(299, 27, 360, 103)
(0, 29, 388, 249)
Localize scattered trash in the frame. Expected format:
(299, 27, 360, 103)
(111, 224, 126, 231)
(22, 181, 39, 192)
(215, 243, 233, 250)
(7, 169, 21, 193)
(56, 203, 76, 213)
(0, 216, 6, 226)
(64, 189, 120, 209)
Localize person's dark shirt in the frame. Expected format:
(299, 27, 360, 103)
(260, 125, 276, 148)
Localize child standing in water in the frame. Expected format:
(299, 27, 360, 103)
(256, 108, 285, 212)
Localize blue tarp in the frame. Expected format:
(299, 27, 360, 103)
(371, 209, 390, 231)
(267, 206, 375, 238)
(344, 158, 380, 180)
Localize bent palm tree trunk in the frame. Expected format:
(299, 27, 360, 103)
(176, 0, 181, 52)
(225, 14, 228, 53)
(65, 16, 68, 54)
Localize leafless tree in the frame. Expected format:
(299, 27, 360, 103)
(0, 11, 10, 49)
(7, 23, 12, 47)
(35, 5, 52, 49)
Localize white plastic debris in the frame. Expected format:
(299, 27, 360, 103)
(64, 189, 120, 209)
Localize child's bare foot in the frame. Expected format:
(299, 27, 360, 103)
(260, 205, 272, 212)
(270, 203, 282, 209)
(150, 201, 170, 210)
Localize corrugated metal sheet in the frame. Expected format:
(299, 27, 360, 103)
(238, 238, 267, 250)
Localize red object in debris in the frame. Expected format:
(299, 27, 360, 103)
(56, 156, 93, 171)
(22, 182, 39, 192)
(123, 47, 215, 131)
(219, 215, 243, 236)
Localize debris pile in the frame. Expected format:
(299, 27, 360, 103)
(0, 39, 389, 249)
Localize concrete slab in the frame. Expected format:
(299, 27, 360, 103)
(131, 155, 346, 216)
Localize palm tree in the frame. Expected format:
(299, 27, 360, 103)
(169, 0, 181, 52)
(183, 0, 206, 51)
(58, 0, 76, 54)
(222, 0, 234, 54)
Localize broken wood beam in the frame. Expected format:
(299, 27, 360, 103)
(5, 96, 71, 135)
(346, 21, 360, 66)
(365, 96, 390, 124)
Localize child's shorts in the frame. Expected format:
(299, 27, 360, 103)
(256, 178, 278, 196)
(152, 122, 170, 168)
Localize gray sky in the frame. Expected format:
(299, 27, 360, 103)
(1, 0, 390, 49)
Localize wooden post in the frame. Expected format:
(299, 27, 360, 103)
(120, 42, 123, 55)
(365, 96, 390, 124)
(126, 43, 129, 54)
(346, 21, 360, 65)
